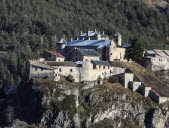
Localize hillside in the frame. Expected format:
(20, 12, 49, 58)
(1, 78, 169, 128)
(0, 0, 169, 89)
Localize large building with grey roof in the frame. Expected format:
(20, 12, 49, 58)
(56, 30, 126, 61)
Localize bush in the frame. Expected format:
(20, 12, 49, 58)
(66, 74, 75, 83)
(108, 76, 119, 83)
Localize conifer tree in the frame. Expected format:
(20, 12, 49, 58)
(128, 37, 144, 63)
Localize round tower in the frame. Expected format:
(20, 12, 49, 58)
(109, 40, 116, 61)
(56, 38, 67, 53)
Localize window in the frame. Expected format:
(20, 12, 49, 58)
(59, 68, 62, 72)
(103, 66, 105, 69)
(99, 66, 101, 69)
(35, 68, 37, 71)
(86, 59, 88, 61)
(70, 69, 73, 72)
(110, 70, 111, 74)
(76, 58, 78, 61)
(93, 64, 96, 69)
(41, 68, 43, 71)
(108, 66, 109, 69)
(49, 55, 52, 58)
(58, 59, 60, 62)
(111, 53, 112, 55)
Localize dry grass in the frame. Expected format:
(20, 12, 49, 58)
(111, 61, 154, 74)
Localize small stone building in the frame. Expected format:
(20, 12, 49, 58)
(29, 61, 54, 79)
(67, 48, 100, 61)
(145, 49, 169, 71)
(44, 50, 65, 62)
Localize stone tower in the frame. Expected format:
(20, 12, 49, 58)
(114, 32, 122, 46)
(109, 40, 116, 61)
(56, 38, 67, 53)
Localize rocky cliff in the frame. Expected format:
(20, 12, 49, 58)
(0, 78, 169, 128)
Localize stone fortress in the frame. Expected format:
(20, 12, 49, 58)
(29, 29, 169, 104)
(29, 29, 126, 82)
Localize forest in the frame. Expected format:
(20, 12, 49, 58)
(0, 0, 169, 88)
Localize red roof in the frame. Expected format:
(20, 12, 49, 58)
(45, 50, 64, 58)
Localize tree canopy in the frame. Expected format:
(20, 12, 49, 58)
(128, 37, 144, 63)
(0, 0, 168, 87)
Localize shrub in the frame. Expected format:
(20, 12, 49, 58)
(66, 74, 75, 83)
(108, 76, 119, 83)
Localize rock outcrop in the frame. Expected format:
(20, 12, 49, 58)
(0, 78, 169, 128)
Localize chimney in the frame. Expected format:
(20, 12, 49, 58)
(103, 31, 105, 35)
(81, 31, 83, 35)
(95, 28, 97, 32)
(77, 37, 79, 40)
(89, 37, 90, 40)
(71, 38, 73, 41)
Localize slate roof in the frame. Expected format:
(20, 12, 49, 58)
(30, 61, 53, 69)
(154, 49, 169, 58)
(30, 61, 76, 69)
(122, 43, 131, 48)
(45, 50, 64, 58)
(114, 32, 121, 36)
(77, 49, 100, 56)
(92, 61, 112, 66)
(145, 50, 156, 55)
(57, 38, 67, 44)
(47, 61, 76, 66)
(67, 40, 113, 49)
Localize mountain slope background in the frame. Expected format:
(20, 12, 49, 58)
(0, 0, 169, 87)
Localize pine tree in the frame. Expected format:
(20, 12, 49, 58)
(128, 37, 144, 63)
